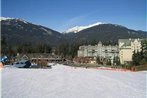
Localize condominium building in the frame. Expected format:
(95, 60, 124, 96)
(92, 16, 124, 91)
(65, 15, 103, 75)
(119, 38, 142, 64)
(78, 42, 119, 61)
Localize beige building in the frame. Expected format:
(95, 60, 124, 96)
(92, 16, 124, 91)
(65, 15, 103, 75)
(119, 38, 142, 64)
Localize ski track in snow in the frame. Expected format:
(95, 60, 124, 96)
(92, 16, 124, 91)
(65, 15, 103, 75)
(1, 64, 147, 98)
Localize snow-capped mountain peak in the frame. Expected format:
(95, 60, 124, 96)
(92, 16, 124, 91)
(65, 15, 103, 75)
(0, 17, 28, 24)
(0, 17, 14, 21)
(65, 22, 103, 33)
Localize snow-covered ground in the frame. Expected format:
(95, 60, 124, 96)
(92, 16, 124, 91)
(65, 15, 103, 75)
(2, 64, 147, 98)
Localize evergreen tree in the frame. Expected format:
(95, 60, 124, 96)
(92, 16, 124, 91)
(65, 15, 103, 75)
(113, 56, 120, 65)
(96, 56, 101, 64)
(91, 39, 97, 45)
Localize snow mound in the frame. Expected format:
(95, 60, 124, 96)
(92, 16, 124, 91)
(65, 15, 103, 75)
(3, 65, 17, 68)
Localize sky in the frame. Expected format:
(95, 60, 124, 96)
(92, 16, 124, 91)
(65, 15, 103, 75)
(1, 0, 147, 32)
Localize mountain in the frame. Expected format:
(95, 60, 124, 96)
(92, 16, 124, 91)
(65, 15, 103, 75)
(1, 17, 64, 46)
(1, 17, 146, 47)
(64, 22, 103, 33)
(64, 23, 147, 43)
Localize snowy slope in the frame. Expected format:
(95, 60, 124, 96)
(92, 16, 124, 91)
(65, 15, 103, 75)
(65, 22, 103, 33)
(2, 64, 146, 98)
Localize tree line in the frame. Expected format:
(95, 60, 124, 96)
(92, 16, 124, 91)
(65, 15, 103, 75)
(1, 37, 51, 57)
(132, 39, 147, 66)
